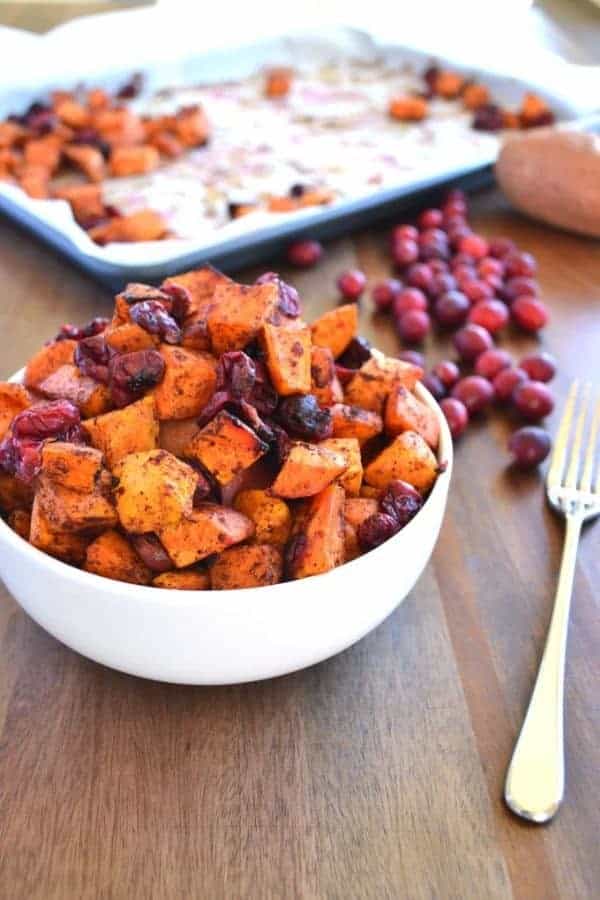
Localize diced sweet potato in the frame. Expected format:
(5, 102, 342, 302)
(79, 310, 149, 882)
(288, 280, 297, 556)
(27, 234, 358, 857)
(53, 183, 107, 227)
(89, 210, 168, 245)
(8, 508, 31, 540)
(207, 281, 278, 355)
(260, 322, 311, 395)
(343, 497, 378, 561)
(0, 382, 31, 440)
(152, 569, 209, 589)
(109, 145, 160, 177)
(159, 417, 201, 458)
(310, 305, 358, 359)
(344, 352, 423, 414)
(0, 472, 34, 513)
(152, 346, 217, 420)
(385, 385, 439, 448)
(41, 441, 103, 492)
(36, 474, 117, 532)
(0, 121, 27, 149)
(29, 495, 90, 564)
(183, 410, 267, 486)
(84, 529, 152, 585)
(24, 340, 76, 389)
(159, 503, 254, 568)
(63, 144, 106, 182)
(150, 131, 184, 159)
(330, 402, 383, 445)
(233, 489, 292, 545)
(17, 163, 50, 198)
(320, 438, 362, 496)
(38, 364, 112, 418)
(104, 321, 156, 354)
(163, 266, 231, 318)
(359, 484, 380, 500)
(364, 431, 438, 493)
(87, 88, 110, 111)
(388, 96, 428, 121)
(113, 449, 197, 533)
(93, 108, 145, 147)
(287, 484, 345, 579)
(24, 135, 63, 173)
(173, 105, 209, 147)
(54, 98, 90, 129)
(210, 544, 283, 590)
(310, 346, 343, 407)
(265, 68, 293, 99)
(83, 395, 158, 469)
(271, 442, 347, 499)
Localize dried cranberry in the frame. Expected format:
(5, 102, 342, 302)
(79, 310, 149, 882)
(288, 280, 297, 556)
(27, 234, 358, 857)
(472, 104, 504, 132)
(71, 128, 111, 159)
(256, 272, 301, 317)
(277, 394, 332, 441)
(379, 480, 423, 528)
(0, 400, 83, 483)
(337, 336, 372, 369)
(130, 300, 181, 344)
(263, 419, 292, 465)
(335, 364, 355, 386)
(160, 282, 191, 323)
(130, 534, 173, 573)
(74, 334, 113, 384)
(217, 351, 256, 398)
(357, 512, 399, 550)
(21, 102, 57, 135)
(117, 73, 144, 99)
(120, 283, 169, 305)
(250, 360, 278, 416)
(193, 470, 214, 504)
(55, 317, 109, 342)
(108, 349, 165, 407)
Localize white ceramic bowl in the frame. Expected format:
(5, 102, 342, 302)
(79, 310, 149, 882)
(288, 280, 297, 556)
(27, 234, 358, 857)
(0, 378, 452, 684)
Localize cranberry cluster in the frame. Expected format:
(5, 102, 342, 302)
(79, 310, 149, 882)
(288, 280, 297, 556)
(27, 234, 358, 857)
(358, 480, 423, 550)
(0, 399, 85, 482)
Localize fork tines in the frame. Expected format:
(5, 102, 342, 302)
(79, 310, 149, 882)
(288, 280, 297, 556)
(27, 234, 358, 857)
(547, 381, 600, 496)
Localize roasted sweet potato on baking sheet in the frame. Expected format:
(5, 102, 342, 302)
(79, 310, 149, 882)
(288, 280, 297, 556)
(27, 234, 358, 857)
(287, 484, 345, 579)
(330, 403, 383, 445)
(113, 449, 198, 532)
(83, 395, 158, 469)
(41, 442, 103, 493)
(364, 430, 438, 493)
(310, 346, 343, 407)
(207, 281, 278, 355)
(25, 339, 76, 389)
(183, 410, 267, 486)
(89, 210, 168, 245)
(159, 504, 254, 568)
(260, 322, 311, 395)
(233, 489, 292, 546)
(385, 385, 439, 448)
(84, 529, 152, 584)
(38, 364, 111, 418)
(63, 144, 106, 182)
(210, 544, 283, 589)
(152, 346, 216, 420)
(53, 183, 108, 227)
(109, 145, 160, 177)
(24, 135, 63, 173)
(310, 305, 358, 359)
(271, 442, 347, 499)
(0, 383, 31, 441)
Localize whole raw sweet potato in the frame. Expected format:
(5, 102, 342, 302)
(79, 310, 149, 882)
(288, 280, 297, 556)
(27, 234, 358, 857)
(159, 503, 254, 568)
(210, 544, 283, 589)
(83, 394, 158, 469)
(113, 449, 198, 533)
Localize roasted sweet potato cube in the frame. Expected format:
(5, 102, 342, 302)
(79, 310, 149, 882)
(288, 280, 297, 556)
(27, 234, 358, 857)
(54, 98, 90, 129)
(330, 403, 383, 445)
(53, 183, 107, 227)
(0, 147, 21, 179)
(364, 431, 438, 493)
(173, 105, 209, 147)
(83, 395, 158, 469)
(104, 321, 156, 354)
(41, 441, 104, 492)
(233, 489, 292, 545)
(87, 88, 110, 111)
(38, 364, 111, 418)
(265, 68, 293, 98)
(109, 145, 160, 177)
(385, 385, 439, 448)
(152, 569, 209, 589)
(159, 417, 202, 458)
(36, 474, 117, 533)
(0, 382, 31, 440)
(17, 163, 50, 199)
(25, 339, 76, 389)
(0, 471, 34, 513)
(388, 96, 428, 121)
(0, 121, 27, 149)
(63, 144, 106, 182)
(359, 484, 380, 500)
(344, 352, 423, 414)
(152, 346, 217, 420)
(207, 281, 278, 354)
(89, 210, 168, 245)
(310, 305, 358, 359)
(113, 449, 197, 533)
(163, 266, 231, 317)
(343, 497, 378, 561)
(159, 504, 254, 568)
(184, 410, 267, 486)
(30, 495, 90, 564)
(84, 529, 152, 585)
(287, 484, 345, 579)
(310, 346, 343, 406)
(260, 322, 311, 395)
(150, 131, 184, 159)
(24, 135, 63, 173)
(8, 508, 31, 540)
(271, 442, 347, 499)
(210, 544, 283, 590)
(93, 108, 145, 147)
(320, 438, 362, 496)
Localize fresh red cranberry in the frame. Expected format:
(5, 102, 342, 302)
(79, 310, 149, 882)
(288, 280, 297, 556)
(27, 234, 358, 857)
(453, 324, 494, 361)
(379, 479, 422, 527)
(419, 238, 450, 262)
(453, 266, 477, 291)
(277, 394, 332, 441)
(433, 290, 470, 328)
(406, 263, 434, 293)
(130, 300, 181, 344)
(512, 381, 554, 420)
(418, 208, 444, 229)
(422, 372, 446, 400)
(519, 351, 556, 383)
(459, 234, 489, 260)
(481, 272, 503, 293)
(451, 375, 494, 414)
(505, 250, 537, 278)
(478, 257, 504, 279)
(256, 272, 301, 317)
(130, 534, 173, 573)
(433, 360, 460, 388)
(393, 288, 428, 317)
(357, 512, 400, 550)
(508, 426, 551, 468)
(391, 236, 419, 268)
(109, 350, 165, 407)
(337, 337, 372, 369)
(451, 252, 477, 270)
(286, 239, 323, 268)
(488, 237, 516, 259)
(419, 227, 448, 247)
(372, 279, 402, 312)
(463, 279, 494, 304)
(396, 309, 431, 343)
(440, 397, 469, 438)
(512, 296, 549, 333)
(337, 269, 366, 301)
(397, 349, 425, 368)
(392, 224, 418, 243)
(474, 348, 512, 380)
(446, 223, 473, 250)
(468, 299, 509, 334)
(428, 259, 449, 275)
(501, 276, 539, 304)
(492, 366, 528, 402)
(428, 272, 457, 298)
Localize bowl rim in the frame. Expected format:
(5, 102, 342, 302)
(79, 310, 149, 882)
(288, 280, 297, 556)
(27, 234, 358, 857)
(0, 371, 453, 604)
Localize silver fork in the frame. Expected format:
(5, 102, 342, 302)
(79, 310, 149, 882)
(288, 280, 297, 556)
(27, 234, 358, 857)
(504, 381, 600, 823)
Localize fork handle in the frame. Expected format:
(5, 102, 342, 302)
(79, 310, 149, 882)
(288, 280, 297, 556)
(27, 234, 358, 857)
(504, 512, 583, 822)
